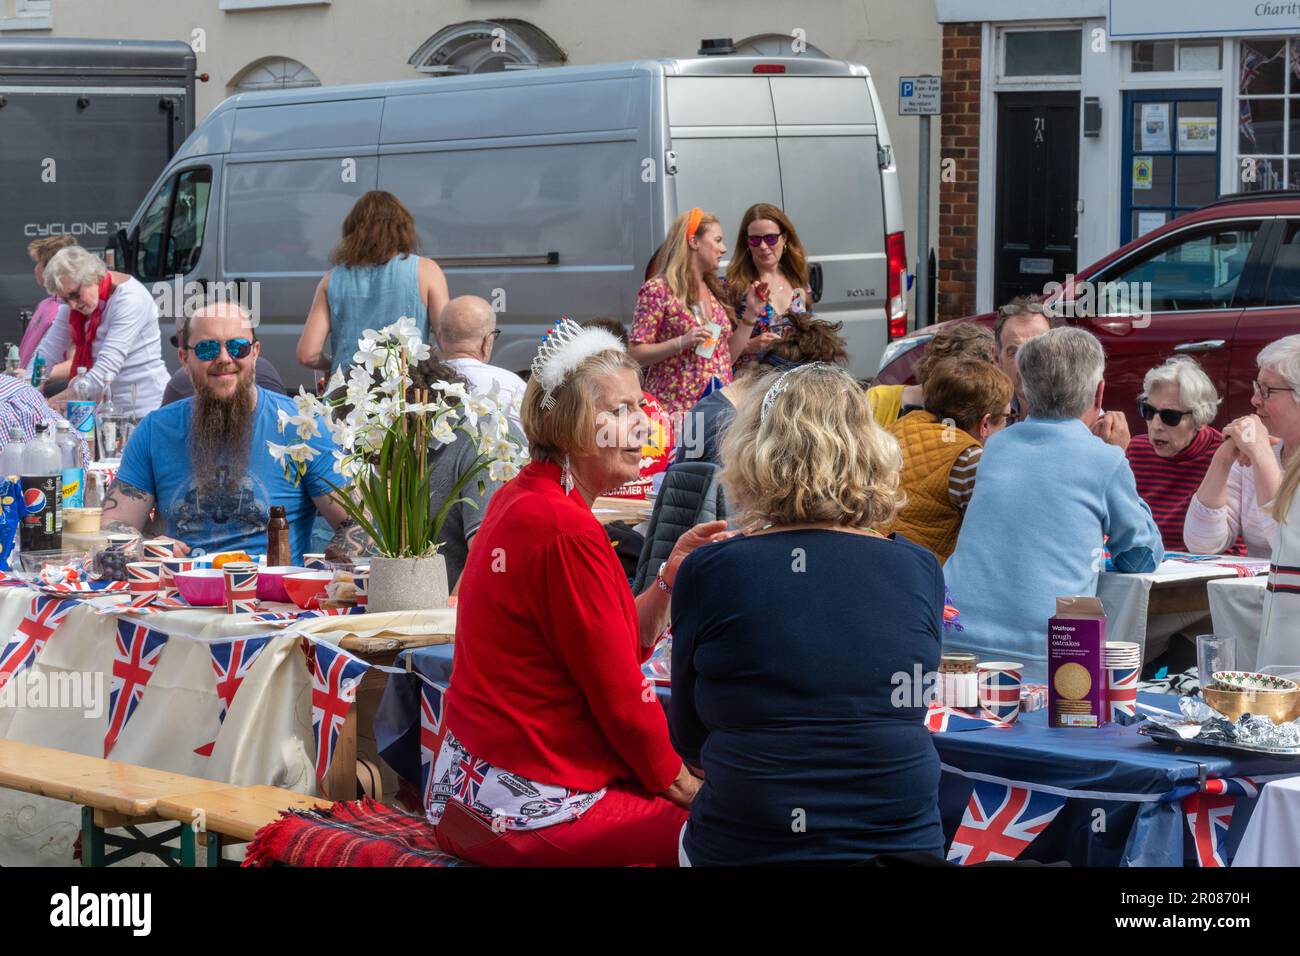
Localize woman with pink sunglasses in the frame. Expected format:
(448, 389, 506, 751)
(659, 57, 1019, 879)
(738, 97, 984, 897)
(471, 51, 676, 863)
(725, 203, 812, 369)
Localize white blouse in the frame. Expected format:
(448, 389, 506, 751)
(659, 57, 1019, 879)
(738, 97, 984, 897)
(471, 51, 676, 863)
(1183, 444, 1284, 558)
(35, 276, 170, 415)
(1256, 498, 1300, 668)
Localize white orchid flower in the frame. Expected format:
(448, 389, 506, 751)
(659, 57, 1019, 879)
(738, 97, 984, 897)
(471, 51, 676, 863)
(488, 459, 521, 482)
(431, 381, 470, 402)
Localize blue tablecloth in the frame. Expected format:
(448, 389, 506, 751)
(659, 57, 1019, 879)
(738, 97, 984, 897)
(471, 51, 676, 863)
(373, 648, 1300, 866)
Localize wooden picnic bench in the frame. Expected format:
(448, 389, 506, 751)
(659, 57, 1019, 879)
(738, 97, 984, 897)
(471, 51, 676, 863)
(0, 739, 328, 866)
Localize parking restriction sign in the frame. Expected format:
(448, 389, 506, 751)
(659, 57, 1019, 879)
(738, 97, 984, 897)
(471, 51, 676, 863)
(899, 75, 941, 115)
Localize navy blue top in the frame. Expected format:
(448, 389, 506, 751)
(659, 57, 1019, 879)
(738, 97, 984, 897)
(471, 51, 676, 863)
(670, 528, 945, 865)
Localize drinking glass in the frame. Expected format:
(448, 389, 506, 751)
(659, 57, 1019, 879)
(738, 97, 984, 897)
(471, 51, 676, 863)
(1196, 634, 1237, 686)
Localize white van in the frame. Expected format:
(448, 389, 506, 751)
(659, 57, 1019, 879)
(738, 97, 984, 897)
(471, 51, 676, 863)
(108, 52, 908, 390)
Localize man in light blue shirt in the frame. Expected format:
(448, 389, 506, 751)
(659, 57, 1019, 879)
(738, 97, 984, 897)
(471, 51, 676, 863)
(943, 327, 1163, 679)
(103, 302, 352, 564)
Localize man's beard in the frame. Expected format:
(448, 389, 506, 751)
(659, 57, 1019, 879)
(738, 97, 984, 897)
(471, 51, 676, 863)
(189, 367, 257, 484)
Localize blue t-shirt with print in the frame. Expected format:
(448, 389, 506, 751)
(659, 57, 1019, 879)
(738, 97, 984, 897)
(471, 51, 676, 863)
(116, 387, 339, 563)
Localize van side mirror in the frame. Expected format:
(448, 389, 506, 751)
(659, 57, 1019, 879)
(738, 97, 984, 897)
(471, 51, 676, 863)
(809, 263, 824, 304)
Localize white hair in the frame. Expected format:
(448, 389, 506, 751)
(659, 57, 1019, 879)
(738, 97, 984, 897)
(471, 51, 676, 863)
(1258, 334, 1300, 406)
(1017, 326, 1105, 420)
(1140, 356, 1221, 427)
(42, 245, 107, 296)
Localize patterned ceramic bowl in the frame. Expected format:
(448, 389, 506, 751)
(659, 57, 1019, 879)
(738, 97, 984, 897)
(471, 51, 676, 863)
(1212, 671, 1299, 693)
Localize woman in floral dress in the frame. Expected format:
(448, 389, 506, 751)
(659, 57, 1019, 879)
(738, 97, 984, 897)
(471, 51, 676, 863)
(629, 209, 758, 421)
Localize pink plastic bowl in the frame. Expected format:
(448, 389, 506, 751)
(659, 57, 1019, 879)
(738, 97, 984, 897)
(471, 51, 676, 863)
(174, 568, 227, 607)
(282, 571, 333, 610)
(258, 566, 307, 604)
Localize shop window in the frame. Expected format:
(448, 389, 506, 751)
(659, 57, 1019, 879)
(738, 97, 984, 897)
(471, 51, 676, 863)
(1237, 37, 1300, 189)
(1003, 30, 1082, 77)
(1130, 40, 1221, 73)
(1125, 94, 1220, 241)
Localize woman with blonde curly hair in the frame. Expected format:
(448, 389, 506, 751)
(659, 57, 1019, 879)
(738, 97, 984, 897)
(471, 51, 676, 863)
(668, 363, 945, 865)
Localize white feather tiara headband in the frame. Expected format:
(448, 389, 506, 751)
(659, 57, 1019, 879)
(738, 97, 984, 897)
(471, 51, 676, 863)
(530, 316, 625, 410)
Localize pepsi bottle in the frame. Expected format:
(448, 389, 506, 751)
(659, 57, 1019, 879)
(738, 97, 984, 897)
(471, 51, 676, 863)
(20, 422, 62, 552)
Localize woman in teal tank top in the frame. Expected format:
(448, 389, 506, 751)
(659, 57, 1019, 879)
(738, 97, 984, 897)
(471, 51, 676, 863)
(297, 190, 450, 378)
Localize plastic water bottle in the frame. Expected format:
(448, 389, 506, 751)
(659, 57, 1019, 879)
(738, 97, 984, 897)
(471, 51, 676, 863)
(97, 375, 125, 460)
(0, 427, 25, 481)
(55, 420, 84, 508)
(67, 366, 98, 461)
(20, 422, 62, 552)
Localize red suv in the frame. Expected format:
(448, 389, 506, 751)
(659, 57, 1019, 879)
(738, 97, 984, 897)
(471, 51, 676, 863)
(875, 191, 1300, 433)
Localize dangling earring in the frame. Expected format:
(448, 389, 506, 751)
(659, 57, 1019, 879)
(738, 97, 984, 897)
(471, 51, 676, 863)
(561, 454, 575, 495)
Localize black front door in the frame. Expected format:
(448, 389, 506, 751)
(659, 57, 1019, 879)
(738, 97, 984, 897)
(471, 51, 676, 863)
(994, 92, 1080, 308)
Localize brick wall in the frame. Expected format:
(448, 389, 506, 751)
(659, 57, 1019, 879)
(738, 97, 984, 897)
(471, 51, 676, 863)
(938, 22, 981, 321)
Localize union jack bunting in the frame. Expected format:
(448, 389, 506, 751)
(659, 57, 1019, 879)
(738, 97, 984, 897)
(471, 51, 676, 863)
(947, 782, 1065, 865)
(251, 606, 365, 624)
(1183, 791, 1238, 867)
(0, 595, 78, 688)
(1203, 776, 1259, 798)
(925, 703, 1008, 733)
(195, 635, 274, 757)
(418, 678, 449, 812)
(104, 620, 169, 757)
(309, 642, 370, 788)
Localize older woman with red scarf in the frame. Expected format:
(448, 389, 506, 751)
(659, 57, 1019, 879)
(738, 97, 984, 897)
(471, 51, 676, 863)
(36, 246, 170, 413)
(428, 318, 728, 866)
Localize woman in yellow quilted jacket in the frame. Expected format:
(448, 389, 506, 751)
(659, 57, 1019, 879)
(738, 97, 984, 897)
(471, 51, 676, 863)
(886, 358, 1013, 561)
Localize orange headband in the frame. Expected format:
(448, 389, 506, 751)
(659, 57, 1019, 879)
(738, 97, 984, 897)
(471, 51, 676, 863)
(685, 207, 704, 241)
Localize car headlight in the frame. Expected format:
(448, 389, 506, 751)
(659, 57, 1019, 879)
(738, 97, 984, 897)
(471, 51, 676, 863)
(877, 334, 934, 374)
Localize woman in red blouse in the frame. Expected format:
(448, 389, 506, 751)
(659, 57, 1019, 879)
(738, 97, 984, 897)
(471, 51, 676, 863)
(429, 319, 729, 866)
(629, 208, 758, 422)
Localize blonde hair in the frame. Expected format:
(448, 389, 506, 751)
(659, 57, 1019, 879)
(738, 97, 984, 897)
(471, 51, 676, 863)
(521, 348, 641, 464)
(655, 210, 732, 316)
(721, 364, 903, 529)
(27, 235, 76, 269)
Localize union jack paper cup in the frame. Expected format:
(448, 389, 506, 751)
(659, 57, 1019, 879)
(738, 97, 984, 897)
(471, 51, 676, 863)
(1107, 664, 1139, 720)
(159, 557, 195, 590)
(143, 538, 176, 560)
(302, 553, 328, 571)
(977, 661, 1023, 724)
(223, 562, 259, 614)
(126, 561, 162, 596)
(352, 565, 368, 607)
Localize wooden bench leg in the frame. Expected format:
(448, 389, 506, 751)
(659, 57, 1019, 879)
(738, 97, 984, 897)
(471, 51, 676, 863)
(81, 806, 104, 867)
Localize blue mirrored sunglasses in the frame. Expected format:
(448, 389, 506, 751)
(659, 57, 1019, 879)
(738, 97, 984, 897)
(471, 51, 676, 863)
(190, 337, 253, 362)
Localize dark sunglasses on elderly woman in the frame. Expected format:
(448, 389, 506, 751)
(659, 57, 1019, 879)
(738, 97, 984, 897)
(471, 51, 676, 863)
(1138, 399, 1192, 427)
(746, 233, 783, 248)
(190, 337, 254, 362)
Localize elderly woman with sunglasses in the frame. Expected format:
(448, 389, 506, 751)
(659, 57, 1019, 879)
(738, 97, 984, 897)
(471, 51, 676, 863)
(1186, 336, 1300, 557)
(1124, 357, 1229, 553)
(36, 245, 170, 414)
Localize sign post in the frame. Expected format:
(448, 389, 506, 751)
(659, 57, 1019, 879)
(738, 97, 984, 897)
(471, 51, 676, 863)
(900, 75, 941, 328)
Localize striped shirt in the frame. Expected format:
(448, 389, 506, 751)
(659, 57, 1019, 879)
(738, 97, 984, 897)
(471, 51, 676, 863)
(947, 445, 982, 511)
(0, 375, 90, 467)
(1125, 427, 1225, 553)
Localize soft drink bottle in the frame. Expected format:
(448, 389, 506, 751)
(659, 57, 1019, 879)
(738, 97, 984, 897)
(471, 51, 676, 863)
(55, 420, 84, 508)
(20, 422, 62, 552)
(0, 427, 25, 481)
(97, 374, 125, 460)
(67, 366, 98, 460)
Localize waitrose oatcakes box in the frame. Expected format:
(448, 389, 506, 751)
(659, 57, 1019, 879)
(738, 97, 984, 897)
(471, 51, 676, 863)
(1048, 596, 1107, 728)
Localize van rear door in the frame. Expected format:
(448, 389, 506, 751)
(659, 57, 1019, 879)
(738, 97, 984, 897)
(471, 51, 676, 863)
(770, 76, 890, 378)
(665, 76, 782, 250)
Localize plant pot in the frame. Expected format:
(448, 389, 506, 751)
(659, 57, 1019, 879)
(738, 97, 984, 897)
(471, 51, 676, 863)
(367, 554, 449, 613)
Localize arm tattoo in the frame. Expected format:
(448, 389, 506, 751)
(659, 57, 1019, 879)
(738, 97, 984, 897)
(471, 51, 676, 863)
(102, 478, 150, 513)
(102, 521, 140, 535)
(324, 518, 376, 562)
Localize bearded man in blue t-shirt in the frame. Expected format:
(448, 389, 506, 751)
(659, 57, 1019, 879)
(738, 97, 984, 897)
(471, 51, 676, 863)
(102, 301, 354, 564)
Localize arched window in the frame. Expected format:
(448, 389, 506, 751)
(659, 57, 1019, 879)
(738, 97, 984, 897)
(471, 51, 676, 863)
(408, 19, 566, 76)
(733, 33, 830, 59)
(231, 57, 321, 93)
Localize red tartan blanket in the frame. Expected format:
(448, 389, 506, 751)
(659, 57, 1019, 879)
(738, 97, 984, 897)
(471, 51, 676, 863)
(243, 797, 468, 868)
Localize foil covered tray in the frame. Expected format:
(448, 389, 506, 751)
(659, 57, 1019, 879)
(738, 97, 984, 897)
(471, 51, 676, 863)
(1138, 722, 1300, 758)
